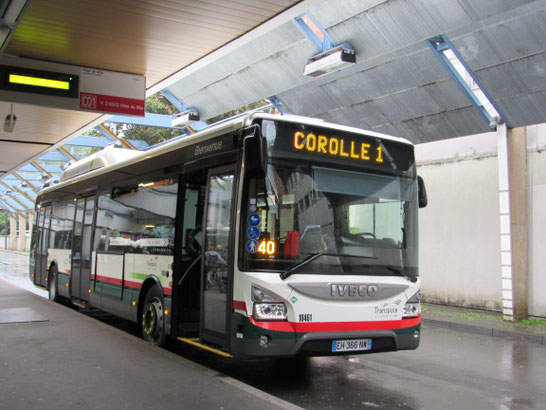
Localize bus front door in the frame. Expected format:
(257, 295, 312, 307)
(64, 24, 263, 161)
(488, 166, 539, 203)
(200, 166, 236, 348)
(71, 196, 95, 301)
(35, 205, 51, 287)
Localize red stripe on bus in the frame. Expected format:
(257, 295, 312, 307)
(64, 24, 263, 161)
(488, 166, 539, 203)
(95, 275, 122, 285)
(93, 277, 172, 296)
(233, 300, 247, 313)
(124, 280, 142, 289)
(248, 315, 421, 333)
(123, 280, 171, 296)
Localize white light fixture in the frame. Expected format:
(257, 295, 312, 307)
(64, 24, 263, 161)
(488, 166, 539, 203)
(303, 44, 356, 78)
(171, 109, 200, 127)
(0, 0, 30, 51)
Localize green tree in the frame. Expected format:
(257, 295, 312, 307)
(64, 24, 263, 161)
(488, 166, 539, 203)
(0, 211, 8, 235)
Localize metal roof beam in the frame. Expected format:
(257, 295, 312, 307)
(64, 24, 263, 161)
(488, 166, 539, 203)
(38, 151, 68, 162)
(96, 124, 137, 150)
(293, 12, 337, 53)
(17, 163, 62, 174)
(12, 171, 40, 192)
(0, 198, 17, 214)
(107, 112, 184, 128)
(31, 161, 52, 177)
(426, 34, 511, 129)
(160, 88, 207, 134)
(0, 195, 25, 212)
(160, 89, 188, 113)
(267, 95, 292, 114)
(0, 180, 37, 204)
(63, 135, 112, 148)
(1, 191, 33, 212)
(57, 146, 78, 162)
(4, 173, 45, 183)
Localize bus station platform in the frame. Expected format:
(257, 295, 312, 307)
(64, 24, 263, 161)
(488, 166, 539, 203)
(0, 278, 300, 410)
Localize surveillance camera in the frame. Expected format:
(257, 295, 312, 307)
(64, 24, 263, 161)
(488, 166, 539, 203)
(488, 118, 497, 131)
(4, 114, 16, 133)
(488, 116, 503, 131)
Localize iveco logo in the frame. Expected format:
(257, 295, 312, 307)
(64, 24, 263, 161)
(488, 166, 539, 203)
(330, 284, 378, 297)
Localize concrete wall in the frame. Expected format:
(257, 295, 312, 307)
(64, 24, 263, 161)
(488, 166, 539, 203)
(416, 124, 546, 317)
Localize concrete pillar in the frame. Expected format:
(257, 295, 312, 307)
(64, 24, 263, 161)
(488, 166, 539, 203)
(9, 214, 17, 250)
(508, 126, 528, 320)
(18, 213, 26, 251)
(497, 124, 528, 321)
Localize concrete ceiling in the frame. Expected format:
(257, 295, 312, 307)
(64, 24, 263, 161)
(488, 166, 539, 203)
(0, 0, 545, 181)
(165, 0, 546, 143)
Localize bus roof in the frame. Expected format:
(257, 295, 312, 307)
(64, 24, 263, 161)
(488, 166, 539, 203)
(37, 113, 413, 200)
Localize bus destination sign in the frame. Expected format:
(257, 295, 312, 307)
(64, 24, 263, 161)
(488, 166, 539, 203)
(293, 131, 383, 164)
(264, 121, 415, 175)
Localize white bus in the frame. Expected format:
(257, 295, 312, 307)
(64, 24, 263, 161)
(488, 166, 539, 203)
(30, 113, 427, 357)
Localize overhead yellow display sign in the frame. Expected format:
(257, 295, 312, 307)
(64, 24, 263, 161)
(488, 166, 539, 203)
(1, 65, 78, 98)
(8, 73, 71, 90)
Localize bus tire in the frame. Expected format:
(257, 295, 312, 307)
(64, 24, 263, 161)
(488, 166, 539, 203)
(141, 285, 166, 347)
(48, 266, 60, 303)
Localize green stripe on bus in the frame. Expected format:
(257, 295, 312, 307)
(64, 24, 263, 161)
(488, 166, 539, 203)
(131, 272, 168, 285)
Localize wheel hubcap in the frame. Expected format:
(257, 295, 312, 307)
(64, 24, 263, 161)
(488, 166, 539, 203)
(142, 297, 163, 339)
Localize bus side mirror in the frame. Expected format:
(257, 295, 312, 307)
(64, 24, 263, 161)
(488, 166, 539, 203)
(418, 176, 428, 208)
(243, 125, 267, 178)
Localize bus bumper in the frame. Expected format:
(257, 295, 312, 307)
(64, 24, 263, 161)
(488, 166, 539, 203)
(230, 314, 421, 358)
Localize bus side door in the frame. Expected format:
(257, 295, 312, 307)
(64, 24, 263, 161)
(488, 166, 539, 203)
(71, 196, 95, 301)
(36, 205, 51, 287)
(200, 165, 237, 348)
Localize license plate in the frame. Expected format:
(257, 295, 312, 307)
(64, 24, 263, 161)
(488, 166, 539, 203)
(332, 338, 372, 352)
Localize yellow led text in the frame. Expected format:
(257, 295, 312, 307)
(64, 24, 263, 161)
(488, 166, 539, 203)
(293, 131, 383, 163)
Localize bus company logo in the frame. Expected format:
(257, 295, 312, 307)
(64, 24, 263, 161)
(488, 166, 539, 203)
(330, 284, 378, 298)
(374, 300, 401, 315)
(194, 141, 223, 156)
(146, 256, 158, 269)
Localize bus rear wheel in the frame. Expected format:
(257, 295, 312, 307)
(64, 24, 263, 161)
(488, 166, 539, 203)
(141, 286, 166, 346)
(48, 266, 60, 303)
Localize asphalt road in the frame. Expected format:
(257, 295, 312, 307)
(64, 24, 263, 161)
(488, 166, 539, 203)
(1, 250, 544, 409)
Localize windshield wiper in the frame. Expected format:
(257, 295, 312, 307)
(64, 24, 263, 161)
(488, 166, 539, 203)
(280, 252, 377, 280)
(382, 265, 418, 283)
(280, 252, 324, 280)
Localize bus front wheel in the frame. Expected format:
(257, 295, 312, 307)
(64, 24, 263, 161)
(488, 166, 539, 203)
(141, 286, 166, 346)
(48, 266, 60, 303)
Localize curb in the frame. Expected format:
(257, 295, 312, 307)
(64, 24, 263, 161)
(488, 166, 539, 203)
(422, 318, 545, 345)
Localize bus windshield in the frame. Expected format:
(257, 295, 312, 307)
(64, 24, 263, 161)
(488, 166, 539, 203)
(240, 120, 418, 277)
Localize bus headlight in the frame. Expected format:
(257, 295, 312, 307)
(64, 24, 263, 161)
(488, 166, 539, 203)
(402, 291, 421, 318)
(251, 286, 287, 321)
(253, 303, 287, 321)
(403, 302, 421, 318)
